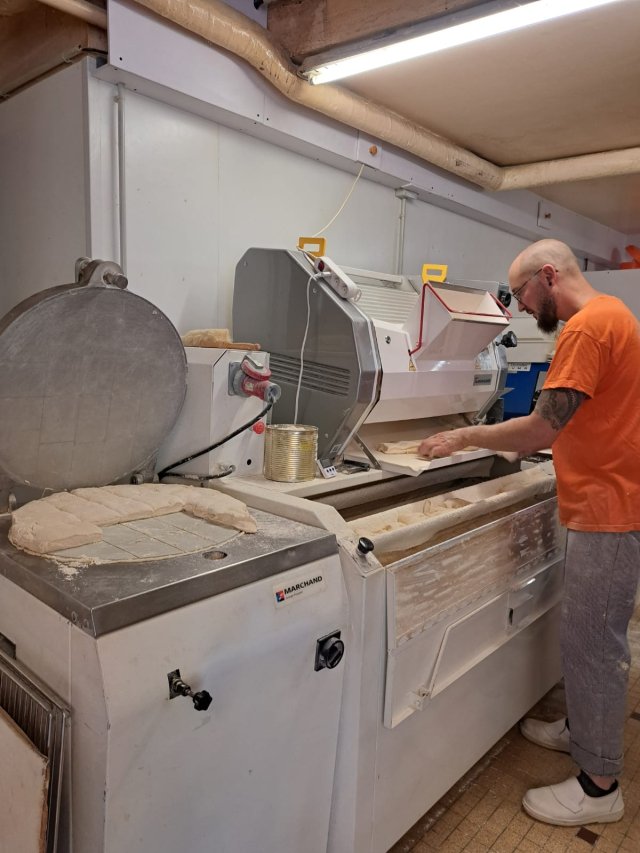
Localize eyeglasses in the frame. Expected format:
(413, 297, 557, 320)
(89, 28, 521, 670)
(511, 267, 544, 305)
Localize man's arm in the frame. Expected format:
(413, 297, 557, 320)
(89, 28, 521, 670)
(418, 388, 588, 458)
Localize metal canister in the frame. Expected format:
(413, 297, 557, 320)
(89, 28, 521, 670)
(263, 424, 318, 482)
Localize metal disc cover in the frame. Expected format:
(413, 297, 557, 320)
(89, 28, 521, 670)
(0, 271, 187, 491)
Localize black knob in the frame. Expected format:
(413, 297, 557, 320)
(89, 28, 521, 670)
(192, 690, 213, 712)
(315, 631, 345, 671)
(500, 331, 518, 348)
(357, 537, 375, 555)
(498, 289, 512, 308)
(168, 670, 212, 712)
(322, 637, 345, 669)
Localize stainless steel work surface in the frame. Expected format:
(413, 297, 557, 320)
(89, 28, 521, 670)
(0, 278, 186, 491)
(0, 510, 337, 637)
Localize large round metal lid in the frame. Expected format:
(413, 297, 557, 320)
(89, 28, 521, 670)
(0, 259, 187, 491)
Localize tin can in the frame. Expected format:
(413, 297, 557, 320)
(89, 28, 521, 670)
(263, 424, 318, 482)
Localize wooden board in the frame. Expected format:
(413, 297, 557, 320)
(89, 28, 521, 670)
(347, 415, 492, 476)
(0, 4, 106, 97)
(267, 0, 488, 61)
(0, 706, 50, 853)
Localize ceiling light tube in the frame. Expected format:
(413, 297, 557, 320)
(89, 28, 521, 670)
(304, 0, 630, 85)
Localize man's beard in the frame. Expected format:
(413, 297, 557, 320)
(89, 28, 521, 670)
(537, 293, 559, 334)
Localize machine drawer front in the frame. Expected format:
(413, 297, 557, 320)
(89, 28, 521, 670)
(384, 498, 565, 728)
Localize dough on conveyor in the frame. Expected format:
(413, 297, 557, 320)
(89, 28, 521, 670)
(377, 439, 480, 456)
(9, 484, 256, 556)
(377, 440, 423, 455)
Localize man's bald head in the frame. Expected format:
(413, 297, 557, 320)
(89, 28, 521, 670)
(509, 239, 581, 286)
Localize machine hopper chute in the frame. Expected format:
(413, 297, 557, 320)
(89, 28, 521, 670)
(404, 282, 511, 362)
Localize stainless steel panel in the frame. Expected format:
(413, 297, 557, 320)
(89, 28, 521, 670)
(0, 275, 186, 490)
(0, 510, 337, 637)
(233, 248, 380, 462)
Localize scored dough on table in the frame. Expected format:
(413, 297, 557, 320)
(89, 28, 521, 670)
(101, 485, 185, 516)
(72, 487, 171, 523)
(45, 491, 122, 526)
(9, 503, 102, 554)
(9, 483, 256, 556)
(179, 488, 257, 533)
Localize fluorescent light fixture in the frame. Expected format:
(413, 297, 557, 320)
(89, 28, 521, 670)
(304, 0, 628, 85)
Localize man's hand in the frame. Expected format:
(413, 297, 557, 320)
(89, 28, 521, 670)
(419, 428, 470, 458)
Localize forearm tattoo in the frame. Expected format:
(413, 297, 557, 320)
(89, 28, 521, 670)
(534, 388, 588, 430)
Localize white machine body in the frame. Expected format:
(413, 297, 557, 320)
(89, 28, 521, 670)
(0, 262, 348, 853)
(155, 347, 268, 478)
(354, 270, 509, 426)
(0, 549, 347, 853)
(232, 249, 512, 468)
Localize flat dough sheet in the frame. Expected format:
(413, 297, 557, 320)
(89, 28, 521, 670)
(9, 484, 256, 557)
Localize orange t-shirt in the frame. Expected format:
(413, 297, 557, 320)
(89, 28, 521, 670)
(543, 294, 640, 531)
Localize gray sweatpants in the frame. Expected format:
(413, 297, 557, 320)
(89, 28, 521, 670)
(562, 529, 640, 777)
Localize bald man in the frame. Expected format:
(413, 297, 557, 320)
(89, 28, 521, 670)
(419, 239, 640, 826)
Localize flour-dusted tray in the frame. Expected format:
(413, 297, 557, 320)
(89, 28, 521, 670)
(349, 464, 556, 555)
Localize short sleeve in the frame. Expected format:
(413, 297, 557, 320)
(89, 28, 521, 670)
(543, 329, 606, 397)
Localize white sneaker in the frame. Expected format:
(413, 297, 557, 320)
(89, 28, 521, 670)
(520, 717, 570, 753)
(523, 775, 624, 826)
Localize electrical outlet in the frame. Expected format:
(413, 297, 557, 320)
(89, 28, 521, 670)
(537, 201, 553, 230)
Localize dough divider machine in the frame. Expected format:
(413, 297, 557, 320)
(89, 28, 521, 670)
(0, 258, 349, 853)
(226, 247, 565, 853)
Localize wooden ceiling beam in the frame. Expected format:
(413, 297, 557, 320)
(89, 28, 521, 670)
(0, 4, 106, 98)
(267, 0, 493, 63)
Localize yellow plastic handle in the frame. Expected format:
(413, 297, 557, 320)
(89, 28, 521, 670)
(298, 236, 327, 258)
(421, 263, 448, 284)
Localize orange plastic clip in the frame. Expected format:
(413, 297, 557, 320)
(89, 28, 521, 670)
(421, 263, 448, 284)
(297, 237, 326, 258)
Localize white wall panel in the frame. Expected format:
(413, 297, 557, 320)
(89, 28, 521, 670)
(403, 201, 531, 282)
(102, 0, 628, 265)
(121, 90, 220, 332)
(216, 128, 397, 327)
(0, 63, 88, 316)
(86, 74, 120, 261)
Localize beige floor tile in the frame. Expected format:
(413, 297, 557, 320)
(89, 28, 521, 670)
(590, 840, 620, 853)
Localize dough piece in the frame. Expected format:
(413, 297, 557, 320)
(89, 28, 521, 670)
(181, 329, 261, 351)
(181, 489, 257, 533)
(397, 511, 426, 525)
(45, 491, 122, 525)
(102, 485, 184, 516)
(9, 502, 102, 555)
(377, 440, 480, 456)
(377, 440, 422, 455)
(182, 328, 231, 347)
(71, 487, 160, 523)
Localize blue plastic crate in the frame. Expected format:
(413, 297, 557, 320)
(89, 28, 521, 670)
(503, 362, 548, 418)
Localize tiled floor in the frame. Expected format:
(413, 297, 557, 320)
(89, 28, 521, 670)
(389, 606, 640, 853)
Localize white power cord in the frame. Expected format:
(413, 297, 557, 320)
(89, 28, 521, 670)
(311, 163, 366, 237)
(293, 273, 316, 425)
(293, 162, 366, 424)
